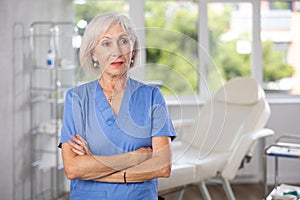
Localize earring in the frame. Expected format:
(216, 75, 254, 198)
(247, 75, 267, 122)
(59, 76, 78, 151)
(131, 59, 134, 64)
(93, 61, 99, 68)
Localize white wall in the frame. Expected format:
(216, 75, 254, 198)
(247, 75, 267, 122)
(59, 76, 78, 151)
(265, 101, 300, 184)
(0, 0, 74, 199)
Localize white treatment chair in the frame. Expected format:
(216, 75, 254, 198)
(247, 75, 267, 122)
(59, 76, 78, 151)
(158, 77, 274, 200)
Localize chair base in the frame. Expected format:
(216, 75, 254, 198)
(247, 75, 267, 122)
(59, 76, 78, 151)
(221, 178, 236, 200)
(173, 187, 185, 200)
(159, 178, 236, 200)
(198, 181, 212, 200)
(198, 178, 236, 200)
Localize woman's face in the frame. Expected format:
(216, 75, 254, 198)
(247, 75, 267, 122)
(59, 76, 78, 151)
(92, 22, 135, 77)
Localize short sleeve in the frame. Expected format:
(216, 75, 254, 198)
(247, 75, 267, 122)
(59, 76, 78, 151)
(151, 88, 176, 141)
(58, 89, 84, 148)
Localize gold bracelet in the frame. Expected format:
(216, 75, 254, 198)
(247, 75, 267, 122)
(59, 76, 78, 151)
(124, 170, 127, 184)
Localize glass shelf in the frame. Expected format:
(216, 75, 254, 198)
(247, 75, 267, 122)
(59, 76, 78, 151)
(266, 184, 300, 200)
(29, 21, 77, 200)
(31, 96, 65, 104)
(264, 135, 300, 199)
(34, 64, 76, 70)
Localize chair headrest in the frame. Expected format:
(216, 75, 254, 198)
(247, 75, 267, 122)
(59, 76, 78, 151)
(214, 77, 263, 105)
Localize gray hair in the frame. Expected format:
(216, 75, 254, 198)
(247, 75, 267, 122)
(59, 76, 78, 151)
(79, 12, 139, 73)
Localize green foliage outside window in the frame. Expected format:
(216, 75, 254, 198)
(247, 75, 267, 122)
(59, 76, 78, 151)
(262, 41, 295, 82)
(145, 2, 198, 95)
(75, 1, 295, 94)
(207, 6, 294, 89)
(75, 1, 128, 35)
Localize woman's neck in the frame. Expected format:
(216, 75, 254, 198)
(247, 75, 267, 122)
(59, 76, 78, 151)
(98, 73, 128, 113)
(99, 73, 128, 93)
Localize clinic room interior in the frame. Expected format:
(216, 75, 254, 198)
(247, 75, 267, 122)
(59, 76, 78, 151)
(1, 0, 300, 199)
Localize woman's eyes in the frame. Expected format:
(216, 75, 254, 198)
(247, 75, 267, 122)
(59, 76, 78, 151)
(100, 37, 129, 47)
(101, 41, 111, 47)
(120, 38, 129, 45)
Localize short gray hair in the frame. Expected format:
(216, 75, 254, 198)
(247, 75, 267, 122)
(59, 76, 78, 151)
(79, 12, 139, 73)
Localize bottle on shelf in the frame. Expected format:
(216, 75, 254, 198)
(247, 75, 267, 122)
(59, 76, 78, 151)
(46, 49, 55, 67)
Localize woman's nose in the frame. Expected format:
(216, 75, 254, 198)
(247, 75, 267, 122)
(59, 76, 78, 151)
(112, 44, 122, 57)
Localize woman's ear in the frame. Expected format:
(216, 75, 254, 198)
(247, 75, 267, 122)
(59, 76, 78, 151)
(91, 51, 98, 62)
(130, 50, 136, 68)
(131, 50, 136, 60)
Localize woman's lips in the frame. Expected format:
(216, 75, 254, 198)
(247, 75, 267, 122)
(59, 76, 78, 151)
(111, 61, 123, 67)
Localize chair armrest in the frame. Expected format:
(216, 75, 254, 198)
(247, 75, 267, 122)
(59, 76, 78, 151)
(250, 128, 275, 140)
(245, 128, 275, 158)
(221, 128, 274, 180)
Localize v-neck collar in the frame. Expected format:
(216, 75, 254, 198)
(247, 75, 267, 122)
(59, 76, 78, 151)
(95, 78, 130, 126)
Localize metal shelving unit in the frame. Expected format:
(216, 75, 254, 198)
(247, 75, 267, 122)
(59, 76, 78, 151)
(29, 21, 78, 200)
(264, 135, 300, 199)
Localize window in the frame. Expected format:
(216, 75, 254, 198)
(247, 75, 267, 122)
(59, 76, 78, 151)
(205, 0, 299, 96)
(145, 1, 199, 95)
(261, 0, 298, 95)
(75, 1, 128, 32)
(207, 2, 253, 93)
(74, 0, 300, 97)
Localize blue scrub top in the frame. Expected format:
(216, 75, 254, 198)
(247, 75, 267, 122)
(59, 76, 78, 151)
(59, 78, 176, 200)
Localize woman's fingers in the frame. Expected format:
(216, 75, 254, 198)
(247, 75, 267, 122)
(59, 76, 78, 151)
(71, 134, 83, 146)
(68, 139, 85, 155)
(71, 148, 85, 156)
(75, 134, 92, 155)
(75, 134, 85, 141)
(69, 134, 92, 155)
(74, 134, 88, 147)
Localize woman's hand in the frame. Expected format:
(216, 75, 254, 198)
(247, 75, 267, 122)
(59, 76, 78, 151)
(68, 134, 152, 163)
(93, 137, 172, 183)
(62, 141, 152, 180)
(68, 134, 92, 155)
(129, 147, 152, 166)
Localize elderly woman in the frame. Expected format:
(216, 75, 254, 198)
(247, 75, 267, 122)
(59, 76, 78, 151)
(59, 12, 176, 200)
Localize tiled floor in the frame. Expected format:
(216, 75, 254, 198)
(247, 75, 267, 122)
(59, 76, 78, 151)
(160, 183, 266, 200)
